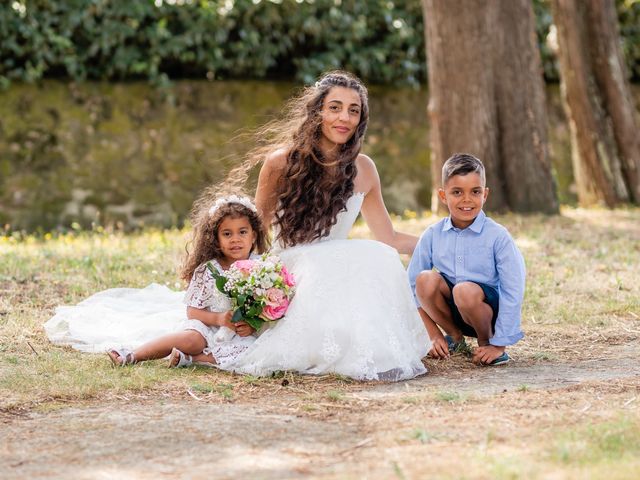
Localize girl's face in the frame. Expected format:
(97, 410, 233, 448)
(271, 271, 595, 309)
(318, 86, 362, 154)
(216, 215, 256, 267)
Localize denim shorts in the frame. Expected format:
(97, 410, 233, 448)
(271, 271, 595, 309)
(440, 273, 499, 338)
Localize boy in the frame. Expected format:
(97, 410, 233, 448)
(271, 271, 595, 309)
(408, 153, 525, 365)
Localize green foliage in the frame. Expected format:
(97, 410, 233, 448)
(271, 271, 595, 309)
(1, 0, 638, 87)
(618, 0, 640, 80)
(533, 0, 559, 82)
(0, 0, 425, 86)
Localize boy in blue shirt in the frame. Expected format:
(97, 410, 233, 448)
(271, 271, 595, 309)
(408, 153, 525, 365)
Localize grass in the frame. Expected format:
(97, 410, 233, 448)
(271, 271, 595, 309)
(409, 428, 437, 444)
(1, 207, 640, 478)
(434, 390, 466, 403)
(551, 416, 640, 465)
(2, 208, 639, 408)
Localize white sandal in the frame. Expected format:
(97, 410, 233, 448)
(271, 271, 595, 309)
(168, 348, 193, 368)
(107, 348, 136, 367)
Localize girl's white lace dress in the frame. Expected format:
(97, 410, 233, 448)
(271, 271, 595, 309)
(221, 193, 430, 381)
(45, 260, 255, 367)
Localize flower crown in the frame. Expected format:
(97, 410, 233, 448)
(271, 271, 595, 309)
(208, 195, 257, 217)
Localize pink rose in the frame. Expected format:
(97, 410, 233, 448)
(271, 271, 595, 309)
(261, 301, 289, 320)
(233, 259, 255, 274)
(261, 288, 289, 320)
(280, 266, 295, 287)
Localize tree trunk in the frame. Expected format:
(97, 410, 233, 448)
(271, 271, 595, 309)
(551, 0, 640, 206)
(422, 0, 558, 214)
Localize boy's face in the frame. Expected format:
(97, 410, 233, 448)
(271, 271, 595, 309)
(438, 172, 489, 229)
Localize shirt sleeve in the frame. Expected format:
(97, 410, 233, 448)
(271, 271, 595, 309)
(183, 263, 231, 312)
(490, 232, 526, 346)
(407, 227, 434, 307)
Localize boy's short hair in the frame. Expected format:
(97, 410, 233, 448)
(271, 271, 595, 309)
(442, 153, 486, 186)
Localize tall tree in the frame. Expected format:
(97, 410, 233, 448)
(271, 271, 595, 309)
(422, 0, 558, 213)
(551, 0, 640, 206)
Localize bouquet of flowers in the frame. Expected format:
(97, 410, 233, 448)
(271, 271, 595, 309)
(207, 254, 296, 332)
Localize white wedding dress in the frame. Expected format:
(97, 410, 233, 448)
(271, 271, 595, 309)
(45, 193, 430, 381)
(222, 193, 430, 381)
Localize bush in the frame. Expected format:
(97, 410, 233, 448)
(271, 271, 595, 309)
(0, 0, 638, 87)
(0, 0, 425, 86)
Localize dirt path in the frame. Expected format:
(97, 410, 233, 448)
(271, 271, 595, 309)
(3, 344, 640, 480)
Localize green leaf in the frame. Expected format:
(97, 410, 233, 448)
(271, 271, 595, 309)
(231, 309, 244, 323)
(237, 294, 246, 307)
(244, 317, 264, 331)
(215, 276, 227, 292)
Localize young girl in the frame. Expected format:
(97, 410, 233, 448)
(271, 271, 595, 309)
(46, 195, 268, 367)
(107, 195, 268, 368)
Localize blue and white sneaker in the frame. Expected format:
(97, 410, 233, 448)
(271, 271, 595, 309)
(488, 351, 510, 366)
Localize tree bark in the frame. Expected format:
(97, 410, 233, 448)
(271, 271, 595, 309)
(422, 0, 558, 214)
(551, 0, 640, 206)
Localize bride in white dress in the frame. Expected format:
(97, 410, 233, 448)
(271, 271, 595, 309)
(45, 71, 431, 381)
(218, 71, 431, 380)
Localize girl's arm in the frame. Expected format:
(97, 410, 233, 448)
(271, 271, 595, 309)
(357, 155, 418, 254)
(187, 306, 233, 329)
(187, 307, 254, 337)
(255, 149, 287, 232)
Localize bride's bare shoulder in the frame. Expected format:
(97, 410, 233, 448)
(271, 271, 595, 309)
(356, 154, 377, 172)
(263, 148, 289, 172)
(355, 154, 380, 193)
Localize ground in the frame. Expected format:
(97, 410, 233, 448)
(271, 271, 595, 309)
(1, 208, 639, 479)
(3, 342, 639, 479)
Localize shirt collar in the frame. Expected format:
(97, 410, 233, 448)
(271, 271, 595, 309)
(442, 210, 486, 233)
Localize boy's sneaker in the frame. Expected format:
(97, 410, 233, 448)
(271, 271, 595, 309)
(444, 335, 468, 354)
(488, 351, 510, 366)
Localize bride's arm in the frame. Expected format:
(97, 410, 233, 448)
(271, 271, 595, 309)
(255, 150, 287, 232)
(358, 155, 418, 255)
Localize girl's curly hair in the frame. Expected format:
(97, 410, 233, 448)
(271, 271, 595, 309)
(225, 70, 370, 247)
(180, 197, 268, 282)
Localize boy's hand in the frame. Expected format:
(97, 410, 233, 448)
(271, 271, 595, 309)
(235, 321, 255, 337)
(472, 345, 505, 365)
(428, 335, 450, 359)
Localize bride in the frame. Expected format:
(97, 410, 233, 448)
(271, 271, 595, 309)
(217, 71, 430, 380)
(45, 70, 431, 381)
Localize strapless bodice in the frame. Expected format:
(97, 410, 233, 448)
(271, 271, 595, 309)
(272, 193, 364, 250)
(319, 192, 364, 241)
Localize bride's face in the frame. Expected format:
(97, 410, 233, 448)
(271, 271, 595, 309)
(318, 86, 361, 153)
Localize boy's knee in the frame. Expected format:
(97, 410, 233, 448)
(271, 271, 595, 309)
(452, 282, 484, 309)
(415, 270, 442, 299)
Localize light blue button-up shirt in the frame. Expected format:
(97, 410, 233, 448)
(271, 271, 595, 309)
(408, 210, 525, 346)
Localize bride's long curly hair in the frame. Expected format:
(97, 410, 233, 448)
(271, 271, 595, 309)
(225, 70, 370, 247)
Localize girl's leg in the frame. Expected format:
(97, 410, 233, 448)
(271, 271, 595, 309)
(191, 352, 216, 364)
(167, 349, 215, 368)
(132, 330, 207, 362)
